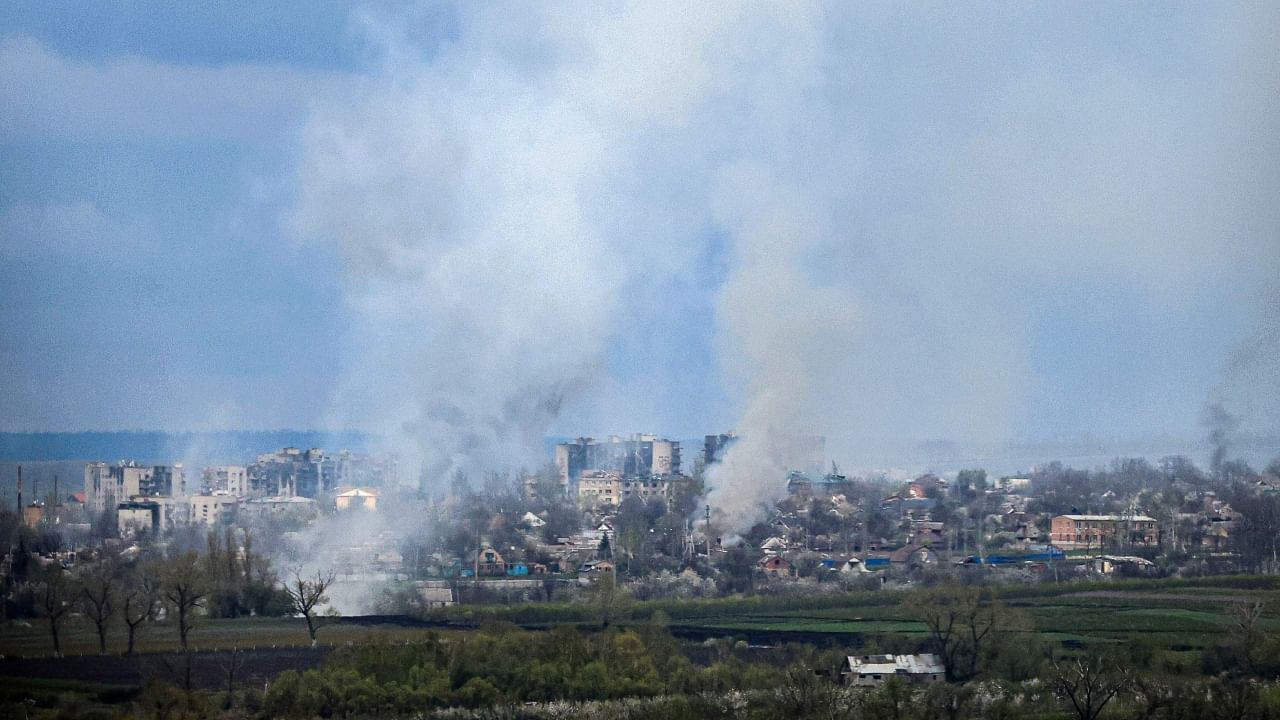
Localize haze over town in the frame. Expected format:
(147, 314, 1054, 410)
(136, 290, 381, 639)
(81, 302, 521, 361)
(2, 4, 1280, 719)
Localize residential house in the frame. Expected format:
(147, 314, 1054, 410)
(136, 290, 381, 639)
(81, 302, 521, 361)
(889, 543, 939, 567)
(476, 546, 507, 576)
(1089, 555, 1156, 576)
(759, 555, 793, 577)
(336, 487, 379, 511)
(842, 654, 945, 686)
(760, 537, 789, 556)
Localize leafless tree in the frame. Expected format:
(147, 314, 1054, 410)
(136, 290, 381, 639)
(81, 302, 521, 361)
(161, 551, 209, 653)
(284, 568, 337, 647)
(1052, 653, 1130, 720)
(121, 564, 160, 656)
(219, 645, 246, 709)
(37, 563, 77, 657)
(1228, 600, 1268, 675)
(79, 560, 118, 654)
(161, 551, 209, 691)
(904, 585, 1000, 681)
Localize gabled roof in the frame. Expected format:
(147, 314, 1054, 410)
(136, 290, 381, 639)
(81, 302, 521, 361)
(847, 654, 944, 675)
(337, 488, 378, 497)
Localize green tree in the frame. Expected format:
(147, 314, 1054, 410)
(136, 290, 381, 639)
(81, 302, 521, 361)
(587, 570, 631, 628)
(719, 542, 757, 595)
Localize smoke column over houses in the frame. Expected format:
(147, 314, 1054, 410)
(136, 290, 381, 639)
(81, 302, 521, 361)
(286, 4, 1280, 524)
(1204, 319, 1280, 474)
(1202, 401, 1241, 478)
(290, 6, 747, 490)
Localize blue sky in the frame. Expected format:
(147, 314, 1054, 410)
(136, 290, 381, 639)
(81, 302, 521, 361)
(1, 3, 1277, 476)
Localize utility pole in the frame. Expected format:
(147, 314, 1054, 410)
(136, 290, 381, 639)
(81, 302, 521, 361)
(16, 465, 21, 514)
(52, 476, 59, 524)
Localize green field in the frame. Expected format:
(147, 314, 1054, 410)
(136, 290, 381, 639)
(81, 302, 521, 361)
(665, 578, 1280, 652)
(3, 575, 1276, 659)
(0, 616, 444, 659)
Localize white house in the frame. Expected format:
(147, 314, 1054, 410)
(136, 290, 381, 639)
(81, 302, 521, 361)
(842, 654, 946, 686)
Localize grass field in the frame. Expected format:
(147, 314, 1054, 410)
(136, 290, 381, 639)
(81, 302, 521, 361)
(666, 577, 1280, 651)
(0, 616, 444, 659)
(3, 575, 1276, 659)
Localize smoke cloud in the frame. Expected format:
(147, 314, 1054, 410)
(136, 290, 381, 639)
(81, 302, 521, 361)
(284, 4, 1280, 528)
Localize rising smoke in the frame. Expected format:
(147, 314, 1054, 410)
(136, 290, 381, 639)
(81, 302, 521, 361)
(287, 4, 1280, 534)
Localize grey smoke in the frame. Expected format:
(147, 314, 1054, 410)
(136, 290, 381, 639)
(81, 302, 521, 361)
(1202, 401, 1241, 478)
(283, 4, 1280, 527)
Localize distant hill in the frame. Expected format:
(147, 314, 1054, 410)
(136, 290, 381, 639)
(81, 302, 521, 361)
(0, 431, 374, 464)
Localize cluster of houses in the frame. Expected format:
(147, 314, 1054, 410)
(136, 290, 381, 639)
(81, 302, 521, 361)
(746, 471, 1251, 582)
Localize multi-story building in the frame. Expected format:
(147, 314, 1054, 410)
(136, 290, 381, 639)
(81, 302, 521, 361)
(704, 433, 737, 466)
(620, 476, 671, 505)
(335, 451, 397, 488)
(247, 447, 336, 498)
(117, 497, 182, 536)
(240, 496, 319, 522)
(577, 471, 674, 509)
(1049, 514, 1159, 549)
(148, 464, 183, 497)
(188, 494, 238, 527)
(85, 461, 182, 515)
(202, 465, 248, 496)
(577, 471, 622, 508)
(554, 435, 681, 490)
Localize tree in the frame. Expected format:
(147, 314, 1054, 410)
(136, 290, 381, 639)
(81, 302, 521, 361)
(1231, 491, 1280, 573)
(161, 551, 209, 653)
(79, 560, 118, 654)
(954, 469, 986, 504)
(37, 563, 77, 657)
(121, 565, 160, 656)
(587, 570, 631, 628)
(1052, 653, 1130, 720)
(161, 551, 210, 692)
(719, 542, 756, 595)
(904, 585, 1000, 681)
(284, 568, 337, 647)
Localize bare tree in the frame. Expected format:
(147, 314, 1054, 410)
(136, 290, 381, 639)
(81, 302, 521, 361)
(1227, 600, 1269, 675)
(1053, 653, 1130, 720)
(79, 560, 118, 654)
(284, 568, 337, 647)
(161, 552, 209, 652)
(904, 585, 1000, 681)
(37, 564, 77, 657)
(121, 565, 160, 656)
(219, 645, 246, 709)
(161, 551, 210, 691)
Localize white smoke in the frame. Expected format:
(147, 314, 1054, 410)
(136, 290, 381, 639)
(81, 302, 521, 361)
(285, 4, 1280, 530)
(289, 6, 751, 489)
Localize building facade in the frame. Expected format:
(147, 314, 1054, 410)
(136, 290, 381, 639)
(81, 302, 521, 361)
(554, 434, 682, 490)
(1050, 514, 1159, 549)
(202, 465, 248, 496)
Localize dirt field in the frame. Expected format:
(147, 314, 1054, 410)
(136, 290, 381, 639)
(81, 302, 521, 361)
(0, 646, 329, 690)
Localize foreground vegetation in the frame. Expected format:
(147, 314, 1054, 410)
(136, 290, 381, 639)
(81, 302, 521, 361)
(5, 574, 1280, 719)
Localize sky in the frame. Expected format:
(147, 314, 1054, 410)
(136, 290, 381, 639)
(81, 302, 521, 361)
(1, 2, 1277, 482)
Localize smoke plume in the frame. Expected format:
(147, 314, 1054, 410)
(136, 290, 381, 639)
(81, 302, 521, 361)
(283, 4, 1280, 526)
